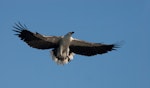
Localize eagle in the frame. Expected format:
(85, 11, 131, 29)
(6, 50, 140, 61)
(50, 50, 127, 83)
(13, 23, 118, 65)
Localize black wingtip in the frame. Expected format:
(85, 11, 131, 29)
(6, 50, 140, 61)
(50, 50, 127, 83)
(13, 22, 28, 30)
(12, 29, 20, 33)
(112, 41, 124, 50)
(13, 22, 29, 33)
(13, 22, 29, 37)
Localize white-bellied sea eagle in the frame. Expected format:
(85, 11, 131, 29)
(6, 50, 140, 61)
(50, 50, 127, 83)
(13, 23, 118, 65)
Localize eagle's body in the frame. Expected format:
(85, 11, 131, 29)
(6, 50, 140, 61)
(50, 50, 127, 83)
(13, 23, 118, 65)
(51, 32, 75, 64)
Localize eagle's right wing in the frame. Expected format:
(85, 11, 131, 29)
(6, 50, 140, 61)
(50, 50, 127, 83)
(70, 39, 118, 56)
(13, 23, 61, 49)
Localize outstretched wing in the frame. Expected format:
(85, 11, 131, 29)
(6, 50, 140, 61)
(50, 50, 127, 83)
(70, 39, 118, 56)
(13, 23, 61, 49)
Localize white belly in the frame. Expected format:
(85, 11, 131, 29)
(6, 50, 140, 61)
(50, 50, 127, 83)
(57, 36, 72, 58)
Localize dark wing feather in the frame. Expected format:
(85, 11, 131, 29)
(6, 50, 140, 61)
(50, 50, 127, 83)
(70, 39, 118, 56)
(13, 23, 61, 49)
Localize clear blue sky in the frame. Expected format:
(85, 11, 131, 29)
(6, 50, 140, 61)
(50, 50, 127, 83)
(0, 0, 150, 88)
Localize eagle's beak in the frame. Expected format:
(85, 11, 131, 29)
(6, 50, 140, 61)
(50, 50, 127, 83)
(71, 32, 74, 34)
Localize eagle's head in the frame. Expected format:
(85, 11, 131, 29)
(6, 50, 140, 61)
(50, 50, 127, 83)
(65, 31, 74, 36)
(69, 31, 74, 35)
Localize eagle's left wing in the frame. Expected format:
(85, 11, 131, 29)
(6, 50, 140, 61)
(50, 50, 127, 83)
(70, 39, 118, 56)
(13, 23, 61, 49)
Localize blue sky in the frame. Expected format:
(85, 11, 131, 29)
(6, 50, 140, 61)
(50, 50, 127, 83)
(0, 0, 150, 88)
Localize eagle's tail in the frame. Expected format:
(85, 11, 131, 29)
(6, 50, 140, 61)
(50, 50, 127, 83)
(50, 50, 75, 65)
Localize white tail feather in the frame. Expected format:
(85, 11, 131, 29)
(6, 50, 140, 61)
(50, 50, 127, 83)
(50, 50, 75, 65)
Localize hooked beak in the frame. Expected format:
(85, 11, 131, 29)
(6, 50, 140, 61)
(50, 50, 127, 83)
(70, 32, 74, 34)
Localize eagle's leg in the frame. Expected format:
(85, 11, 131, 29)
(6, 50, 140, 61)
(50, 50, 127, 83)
(57, 46, 63, 58)
(66, 48, 70, 58)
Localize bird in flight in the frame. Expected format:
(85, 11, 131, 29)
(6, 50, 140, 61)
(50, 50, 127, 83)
(13, 22, 118, 65)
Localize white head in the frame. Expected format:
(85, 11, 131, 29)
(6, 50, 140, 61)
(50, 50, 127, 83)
(65, 31, 74, 37)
